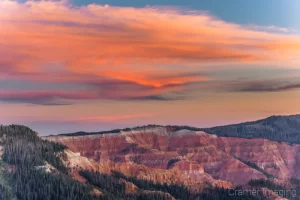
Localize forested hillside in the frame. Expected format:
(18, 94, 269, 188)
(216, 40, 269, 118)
(0, 125, 101, 200)
(202, 115, 300, 144)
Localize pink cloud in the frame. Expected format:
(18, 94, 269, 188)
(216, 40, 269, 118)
(0, 0, 300, 105)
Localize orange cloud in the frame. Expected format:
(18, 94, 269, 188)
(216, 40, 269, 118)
(0, 0, 300, 102)
(0, 79, 185, 105)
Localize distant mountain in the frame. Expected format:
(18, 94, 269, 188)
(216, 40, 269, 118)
(58, 125, 162, 136)
(60, 115, 300, 144)
(202, 114, 300, 144)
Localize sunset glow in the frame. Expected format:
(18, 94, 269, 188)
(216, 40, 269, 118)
(1, 0, 300, 135)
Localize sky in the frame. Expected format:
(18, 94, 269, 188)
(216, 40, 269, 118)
(1, 0, 300, 135)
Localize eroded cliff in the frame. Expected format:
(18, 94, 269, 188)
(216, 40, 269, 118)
(46, 126, 300, 190)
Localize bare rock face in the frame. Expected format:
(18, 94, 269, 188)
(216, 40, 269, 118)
(46, 127, 300, 189)
(210, 137, 300, 180)
(120, 179, 138, 194)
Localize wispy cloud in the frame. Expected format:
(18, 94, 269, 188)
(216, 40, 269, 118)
(233, 81, 300, 92)
(0, 78, 184, 104)
(0, 90, 95, 105)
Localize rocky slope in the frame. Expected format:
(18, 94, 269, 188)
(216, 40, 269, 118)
(46, 125, 300, 190)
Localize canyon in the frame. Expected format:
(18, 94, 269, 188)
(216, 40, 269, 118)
(46, 125, 300, 192)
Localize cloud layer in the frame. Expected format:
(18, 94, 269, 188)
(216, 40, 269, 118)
(1, 0, 300, 104)
(233, 81, 300, 92)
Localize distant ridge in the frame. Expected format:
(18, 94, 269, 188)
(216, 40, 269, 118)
(202, 114, 300, 144)
(57, 124, 163, 137)
(55, 114, 300, 144)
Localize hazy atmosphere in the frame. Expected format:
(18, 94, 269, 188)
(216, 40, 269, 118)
(1, 0, 300, 135)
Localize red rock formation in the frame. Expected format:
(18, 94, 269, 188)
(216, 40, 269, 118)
(46, 127, 300, 189)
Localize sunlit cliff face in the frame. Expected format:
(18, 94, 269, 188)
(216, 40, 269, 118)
(1, 0, 300, 134)
(46, 127, 300, 189)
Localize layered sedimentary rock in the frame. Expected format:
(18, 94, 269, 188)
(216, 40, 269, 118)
(46, 126, 300, 189)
